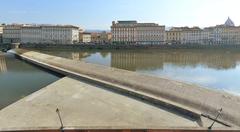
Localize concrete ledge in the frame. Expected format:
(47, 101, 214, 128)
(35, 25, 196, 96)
(2, 128, 240, 132)
(0, 76, 208, 131)
(9, 49, 202, 120)
(14, 52, 202, 119)
(10, 49, 240, 127)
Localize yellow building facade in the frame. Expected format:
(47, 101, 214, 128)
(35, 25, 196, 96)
(166, 27, 182, 44)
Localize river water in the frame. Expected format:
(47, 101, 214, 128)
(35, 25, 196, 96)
(38, 48, 240, 96)
(0, 52, 61, 109)
(0, 48, 240, 110)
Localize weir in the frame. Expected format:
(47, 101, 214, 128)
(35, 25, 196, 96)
(0, 48, 240, 131)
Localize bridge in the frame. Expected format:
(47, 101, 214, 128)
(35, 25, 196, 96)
(0, 48, 240, 131)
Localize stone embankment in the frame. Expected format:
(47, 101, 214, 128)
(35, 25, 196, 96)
(17, 43, 240, 50)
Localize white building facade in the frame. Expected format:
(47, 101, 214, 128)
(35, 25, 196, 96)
(3, 24, 79, 44)
(21, 25, 79, 44)
(21, 26, 42, 44)
(111, 21, 165, 44)
(2, 24, 22, 43)
(0, 25, 3, 43)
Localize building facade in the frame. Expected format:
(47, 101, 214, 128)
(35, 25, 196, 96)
(91, 32, 112, 43)
(79, 32, 91, 43)
(91, 32, 100, 43)
(219, 26, 240, 44)
(0, 25, 3, 43)
(166, 27, 183, 44)
(111, 21, 165, 44)
(201, 27, 214, 44)
(135, 23, 165, 44)
(3, 24, 79, 44)
(21, 25, 79, 44)
(181, 27, 203, 44)
(208, 17, 240, 45)
(165, 17, 240, 45)
(21, 26, 42, 44)
(2, 24, 22, 43)
(99, 32, 112, 43)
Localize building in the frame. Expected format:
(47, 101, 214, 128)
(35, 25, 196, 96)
(2, 24, 22, 43)
(79, 32, 91, 43)
(208, 17, 240, 45)
(91, 32, 101, 43)
(111, 21, 165, 44)
(215, 25, 240, 44)
(165, 17, 240, 45)
(41, 25, 79, 44)
(167, 26, 204, 45)
(21, 25, 42, 44)
(201, 27, 214, 44)
(167, 26, 214, 45)
(3, 24, 79, 44)
(167, 17, 240, 45)
(99, 31, 112, 43)
(135, 23, 165, 44)
(21, 25, 79, 44)
(111, 21, 136, 43)
(181, 27, 203, 44)
(166, 27, 183, 44)
(0, 25, 3, 43)
(0, 25, 3, 34)
(91, 32, 112, 43)
(224, 17, 235, 27)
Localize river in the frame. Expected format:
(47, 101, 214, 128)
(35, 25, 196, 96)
(0, 52, 61, 109)
(38, 48, 240, 96)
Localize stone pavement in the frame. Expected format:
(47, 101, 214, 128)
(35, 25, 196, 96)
(0, 77, 229, 131)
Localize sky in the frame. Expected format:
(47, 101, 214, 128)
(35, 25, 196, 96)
(0, 0, 240, 30)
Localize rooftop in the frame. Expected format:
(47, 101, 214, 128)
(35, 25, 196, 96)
(117, 21, 138, 24)
(224, 17, 235, 27)
(4, 24, 79, 29)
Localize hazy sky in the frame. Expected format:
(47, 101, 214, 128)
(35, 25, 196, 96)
(0, 0, 240, 30)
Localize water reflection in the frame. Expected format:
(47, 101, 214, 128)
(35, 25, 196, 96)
(111, 50, 238, 71)
(41, 49, 240, 70)
(0, 54, 7, 73)
(39, 49, 240, 95)
(0, 53, 61, 109)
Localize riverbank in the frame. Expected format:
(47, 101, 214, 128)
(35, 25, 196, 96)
(0, 52, 62, 110)
(0, 76, 206, 131)
(3, 43, 240, 50)
(14, 43, 240, 50)
(8, 49, 240, 127)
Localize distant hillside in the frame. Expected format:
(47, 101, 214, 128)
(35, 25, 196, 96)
(85, 29, 110, 33)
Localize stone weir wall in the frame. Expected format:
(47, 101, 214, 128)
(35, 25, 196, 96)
(18, 43, 240, 50)
(11, 49, 240, 127)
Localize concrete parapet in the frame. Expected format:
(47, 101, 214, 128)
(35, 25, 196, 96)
(10, 49, 240, 127)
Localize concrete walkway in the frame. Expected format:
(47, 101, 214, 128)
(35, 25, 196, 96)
(9, 49, 240, 127)
(0, 77, 213, 131)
